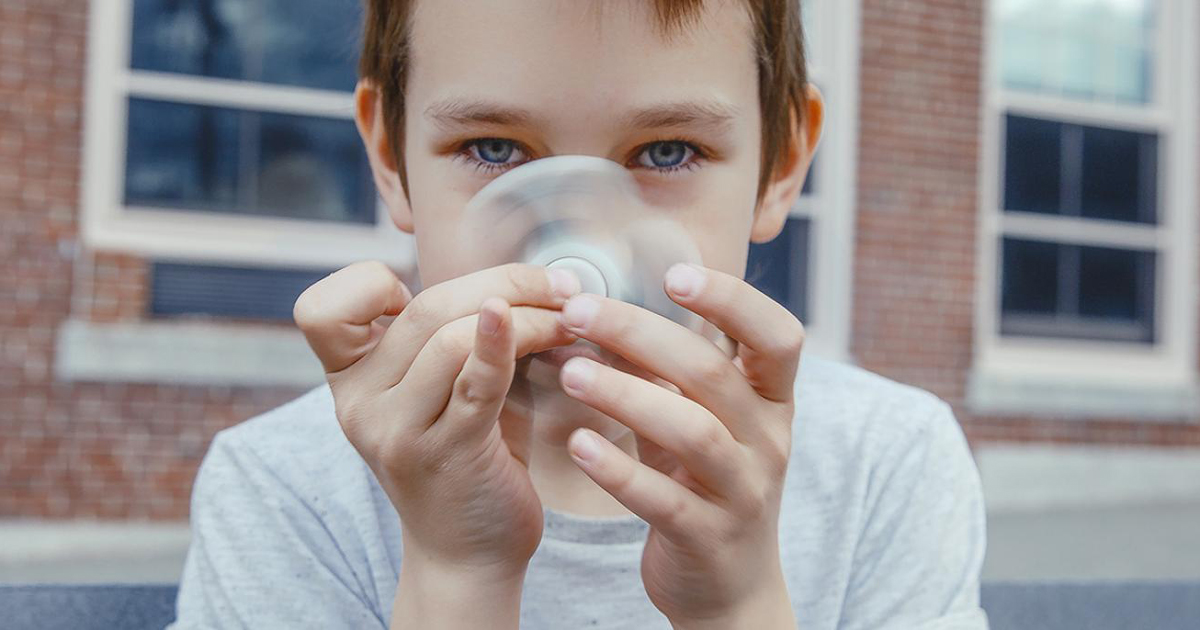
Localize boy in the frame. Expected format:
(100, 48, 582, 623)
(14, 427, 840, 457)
(170, 1, 988, 628)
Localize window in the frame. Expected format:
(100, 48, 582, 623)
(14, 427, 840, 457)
(82, 0, 414, 270)
(973, 0, 1198, 415)
(746, 0, 861, 361)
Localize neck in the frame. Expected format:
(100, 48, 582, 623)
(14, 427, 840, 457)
(526, 410, 638, 519)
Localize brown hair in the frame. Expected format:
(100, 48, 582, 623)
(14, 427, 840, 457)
(358, 0, 808, 201)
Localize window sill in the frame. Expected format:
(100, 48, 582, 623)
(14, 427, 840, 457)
(967, 367, 1200, 421)
(54, 318, 324, 388)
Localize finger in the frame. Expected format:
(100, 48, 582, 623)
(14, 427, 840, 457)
(559, 358, 743, 498)
(293, 261, 413, 377)
(442, 298, 517, 440)
(567, 428, 709, 539)
(388, 306, 577, 428)
(364, 263, 581, 388)
(558, 294, 756, 429)
(664, 264, 805, 403)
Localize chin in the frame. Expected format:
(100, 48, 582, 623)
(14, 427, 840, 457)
(515, 355, 633, 445)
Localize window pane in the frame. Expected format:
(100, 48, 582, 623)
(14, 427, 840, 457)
(151, 262, 334, 321)
(1079, 245, 1154, 327)
(999, 0, 1156, 103)
(1004, 115, 1159, 225)
(1001, 237, 1059, 315)
(1001, 238, 1155, 343)
(124, 99, 241, 210)
(130, 0, 362, 92)
(125, 98, 375, 224)
(1081, 126, 1157, 223)
(1004, 116, 1062, 215)
(747, 217, 811, 323)
(802, 154, 816, 196)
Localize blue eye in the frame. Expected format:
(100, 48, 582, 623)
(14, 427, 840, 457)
(468, 139, 523, 165)
(637, 141, 695, 169)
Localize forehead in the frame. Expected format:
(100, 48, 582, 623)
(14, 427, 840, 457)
(405, 0, 758, 131)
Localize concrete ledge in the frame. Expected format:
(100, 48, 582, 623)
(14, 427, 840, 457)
(0, 521, 190, 584)
(978, 444, 1200, 513)
(968, 369, 1200, 421)
(55, 319, 324, 388)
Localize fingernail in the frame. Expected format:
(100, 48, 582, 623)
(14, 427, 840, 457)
(569, 429, 602, 464)
(560, 357, 596, 393)
(478, 304, 501, 336)
(548, 268, 582, 300)
(561, 294, 599, 330)
(666, 263, 706, 299)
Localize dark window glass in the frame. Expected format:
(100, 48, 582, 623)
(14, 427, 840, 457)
(1081, 126, 1157, 223)
(130, 0, 362, 92)
(151, 262, 334, 320)
(1004, 114, 1158, 225)
(1004, 115, 1062, 215)
(1079, 245, 1153, 323)
(125, 98, 242, 211)
(1000, 237, 1155, 343)
(802, 155, 815, 196)
(746, 217, 811, 323)
(1001, 238, 1059, 315)
(125, 98, 375, 224)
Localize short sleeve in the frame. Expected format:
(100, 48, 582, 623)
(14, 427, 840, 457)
(838, 400, 989, 630)
(168, 430, 387, 630)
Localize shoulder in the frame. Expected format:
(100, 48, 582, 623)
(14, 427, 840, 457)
(792, 355, 961, 457)
(194, 384, 376, 512)
(214, 383, 343, 453)
(783, 355, 981, 531)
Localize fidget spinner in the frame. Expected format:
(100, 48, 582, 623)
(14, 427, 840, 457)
(460, 155, 702, 329)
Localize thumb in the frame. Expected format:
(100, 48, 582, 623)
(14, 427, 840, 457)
(294, 261, 413, 376)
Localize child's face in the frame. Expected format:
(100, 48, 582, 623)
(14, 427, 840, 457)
(401, 0, 794, 281)
(359, 0, 819, 439)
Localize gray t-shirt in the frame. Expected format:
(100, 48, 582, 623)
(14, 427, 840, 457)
(169, 356, 988, 629)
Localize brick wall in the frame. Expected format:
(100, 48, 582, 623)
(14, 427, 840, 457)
(0, 1, 302, 520)
(853, 0, 1200, 449)
(2, 0, 1197, 520)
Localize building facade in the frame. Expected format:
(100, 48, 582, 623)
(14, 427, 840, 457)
(2, 0, 1197, 520)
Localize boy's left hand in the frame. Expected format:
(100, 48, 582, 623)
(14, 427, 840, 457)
(556, 263, 803, 629)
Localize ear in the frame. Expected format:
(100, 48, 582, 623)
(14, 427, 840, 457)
(355, 80, 413, 233)
(750, 84, 826, 243)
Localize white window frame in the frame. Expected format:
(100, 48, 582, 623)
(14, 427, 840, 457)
(80, 0, 415, 271)
(790, 0, 861, 363)
(971, 0, 1199, 418)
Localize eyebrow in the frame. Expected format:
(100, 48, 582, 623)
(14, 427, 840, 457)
(424, 97, 739, 134)
(425, 98, 537, 130)
(624, 100, 739, 133)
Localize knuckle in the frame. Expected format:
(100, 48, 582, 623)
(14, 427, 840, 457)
(610, 461, 639, 500)
(691, 356, 732, 391)
(685, 419, 728, 463)
(361, 261, 402, 296)
(776, 319, 807, 357)
(399, 293, 438, 332)
(659, 492, 691, 532)
(453, 373, 496, 414)
(760, 427, 793, 477)
(332, 391, 374, 447)
(503, 263, 543, 299)
(741, 484, 772, 521)
(430, 326, 471, 360)
(292, 276, 340, 332)
(292, 286, 322, 331)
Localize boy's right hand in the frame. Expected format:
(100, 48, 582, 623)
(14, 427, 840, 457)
(294, 261, 580, 582)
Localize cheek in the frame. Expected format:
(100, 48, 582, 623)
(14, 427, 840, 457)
(646, 174, 756, 279)
(407, 172, 478, 286)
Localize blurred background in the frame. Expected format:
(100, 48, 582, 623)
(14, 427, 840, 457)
(1, 0, 1197, 584)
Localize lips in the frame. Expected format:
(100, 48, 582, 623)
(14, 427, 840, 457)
(534, 342, 609, 368)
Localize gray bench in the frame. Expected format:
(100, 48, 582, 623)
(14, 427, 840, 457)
(1, 582, 1198, 629)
